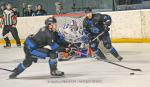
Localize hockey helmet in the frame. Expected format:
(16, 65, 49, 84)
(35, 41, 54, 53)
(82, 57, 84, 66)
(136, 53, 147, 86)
(45, 17, 57, 26)
(85, 7, 92, 13)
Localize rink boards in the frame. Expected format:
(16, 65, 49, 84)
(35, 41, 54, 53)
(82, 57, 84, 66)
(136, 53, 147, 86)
(0, 9, 150, 43)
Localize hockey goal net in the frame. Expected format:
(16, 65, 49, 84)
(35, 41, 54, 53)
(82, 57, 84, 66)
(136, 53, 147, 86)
(54, 13, 86, 43)
(54, 13, 86, 33)
(53, 13, 94, 58)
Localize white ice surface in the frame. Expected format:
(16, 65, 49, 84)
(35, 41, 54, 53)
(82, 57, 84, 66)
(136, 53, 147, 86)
(0, 43, 150, 87)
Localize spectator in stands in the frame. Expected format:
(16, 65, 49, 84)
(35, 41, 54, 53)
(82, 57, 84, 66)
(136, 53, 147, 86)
(22, 3, 27, 16)
(0, 4, 6, 12)
(34, 5, 38, 12)
(34, 4, 47, 16)
(23, 4, 35, 17)
(12, 7, 20, 17)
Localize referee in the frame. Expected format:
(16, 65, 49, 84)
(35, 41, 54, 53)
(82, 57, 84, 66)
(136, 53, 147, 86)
(2, 3, 21, 48)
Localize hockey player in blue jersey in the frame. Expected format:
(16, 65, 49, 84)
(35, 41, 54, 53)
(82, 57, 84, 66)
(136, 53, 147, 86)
(9, 17, 70, 79)
(83, 9, 123, 61)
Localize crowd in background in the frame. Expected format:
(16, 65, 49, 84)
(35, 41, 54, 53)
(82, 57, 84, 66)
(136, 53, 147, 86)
(0, 3, 47, 17)
(22, 4, 47, 17)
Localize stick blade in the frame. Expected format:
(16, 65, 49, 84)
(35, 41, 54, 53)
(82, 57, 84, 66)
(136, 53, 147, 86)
(132, 69, 142, 72)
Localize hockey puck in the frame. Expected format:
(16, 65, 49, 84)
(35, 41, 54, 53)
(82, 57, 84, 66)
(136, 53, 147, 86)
(130, 73, 135, 75)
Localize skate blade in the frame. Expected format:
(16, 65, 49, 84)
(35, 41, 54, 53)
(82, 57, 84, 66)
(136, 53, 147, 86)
(50, 75, 65, 78)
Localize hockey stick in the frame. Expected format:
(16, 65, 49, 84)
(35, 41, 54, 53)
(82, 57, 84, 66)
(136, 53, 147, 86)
(0, 67, 14, 72)
(92, 34, 141, 71)
(68, 27, 142, 72)
(92, 30, 106, 42)
(70, 50, 142, 72)
(103, 60, 142, 72)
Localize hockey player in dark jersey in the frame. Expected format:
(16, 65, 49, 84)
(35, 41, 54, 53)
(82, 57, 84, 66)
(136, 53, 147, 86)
(83, 9, 123, 61)
(9, 17, 70, 79)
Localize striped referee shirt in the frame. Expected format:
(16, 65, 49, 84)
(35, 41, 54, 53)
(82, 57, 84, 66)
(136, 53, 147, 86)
(3, 9, 17, 26)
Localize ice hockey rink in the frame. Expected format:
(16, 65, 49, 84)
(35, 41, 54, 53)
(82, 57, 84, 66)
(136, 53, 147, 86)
(0, 43, 150, 87)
